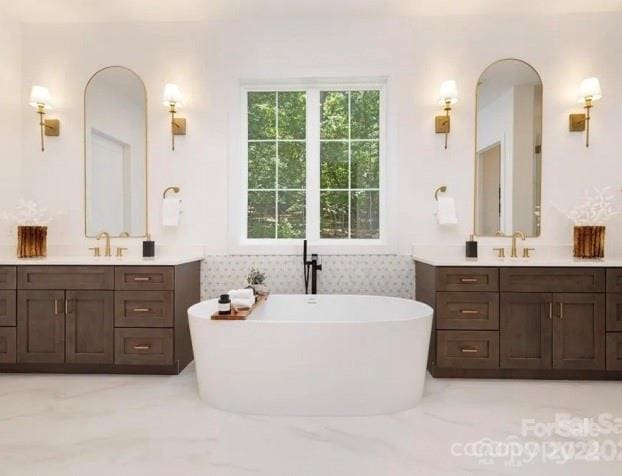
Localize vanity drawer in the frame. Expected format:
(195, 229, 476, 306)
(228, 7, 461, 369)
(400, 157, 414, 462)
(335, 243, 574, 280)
(0, 291, 16, 326)
(437, 330, 499, 369)
(607, 294, 622, 332)
(0, 267, 16, 289)
(114, 328, 173, 365)
(500, 268, 605, 293)
(0, 327, 16, 363)
(607, 269, 622, 293)
(606, 333, 622, 371)
(18, 266, 114, 290)
(115, 267, 174, 291)
(115, 291, 174, 327)
(436, 292, 499, 330)
(436, 268, 498, 292)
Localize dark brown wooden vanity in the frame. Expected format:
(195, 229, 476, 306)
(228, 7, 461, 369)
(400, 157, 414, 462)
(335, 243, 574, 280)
(0, 261, 200, 374)
(415, 262, 622, 379)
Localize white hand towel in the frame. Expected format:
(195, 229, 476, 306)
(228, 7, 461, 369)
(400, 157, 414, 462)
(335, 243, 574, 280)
(162, 198, 182, 227)
(436, 196, 458, 225)
(232, 298, 255, 309)
(228, 288, 255, 300)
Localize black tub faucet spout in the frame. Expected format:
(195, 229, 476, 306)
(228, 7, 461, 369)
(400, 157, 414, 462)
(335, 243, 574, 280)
(303, 240, 322, 294)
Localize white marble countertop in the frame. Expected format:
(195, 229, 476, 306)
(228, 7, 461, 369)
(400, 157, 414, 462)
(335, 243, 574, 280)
(0, 254, 204, 266)
(413, 254, 622, 267)
(412, 244, 622, 267)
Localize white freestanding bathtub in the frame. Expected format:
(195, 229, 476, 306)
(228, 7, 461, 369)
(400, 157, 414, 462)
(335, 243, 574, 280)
(188, 294, 433, 416)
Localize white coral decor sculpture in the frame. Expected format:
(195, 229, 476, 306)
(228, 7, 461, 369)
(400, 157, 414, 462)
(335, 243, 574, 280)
(0, 200, 60, 226)
(556, 187, 620, 226)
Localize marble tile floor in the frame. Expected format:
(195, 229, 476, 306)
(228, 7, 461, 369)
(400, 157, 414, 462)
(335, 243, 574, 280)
(1, 365, 621, 476)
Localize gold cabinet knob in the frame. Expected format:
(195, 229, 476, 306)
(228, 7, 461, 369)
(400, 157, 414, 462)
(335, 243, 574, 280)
(116, 247, 128, 257)
(88, 247, 101, 257)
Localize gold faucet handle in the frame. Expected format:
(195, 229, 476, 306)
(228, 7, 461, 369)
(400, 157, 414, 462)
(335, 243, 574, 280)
(88, 247, 101, 257)
(116, 247, 128, 258)
(523, 247, 535, 258)
(493, 247, 506, 258)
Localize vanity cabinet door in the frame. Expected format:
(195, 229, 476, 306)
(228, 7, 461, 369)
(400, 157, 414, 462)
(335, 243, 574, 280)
(552, 293, 605, 370)
(607, 269, 622, 293)
(500, 293, 552, 369)
(606, 294, 622, 332)
(17, 290, 65, 363)
(0, 290, 16, 326)
(66, 290, 114, 364)
(606, 334, 622, 370)
(0, 327, 16, 363)
(0, 266, 17, 289)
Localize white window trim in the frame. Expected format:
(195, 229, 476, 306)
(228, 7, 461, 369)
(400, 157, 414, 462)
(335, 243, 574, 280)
(230, 77, 392, 255)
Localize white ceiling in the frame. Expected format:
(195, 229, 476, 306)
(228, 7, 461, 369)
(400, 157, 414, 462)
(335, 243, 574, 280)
(2, 0, 622, 23)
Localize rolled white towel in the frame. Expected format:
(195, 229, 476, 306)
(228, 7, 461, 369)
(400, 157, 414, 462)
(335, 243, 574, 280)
(228, 288, 255, 300)
(232, 298, 254, 309)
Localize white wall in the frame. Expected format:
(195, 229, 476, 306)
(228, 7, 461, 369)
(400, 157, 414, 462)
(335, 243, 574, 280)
(16, 12, 622, 256)
(0, 9, 22, 244)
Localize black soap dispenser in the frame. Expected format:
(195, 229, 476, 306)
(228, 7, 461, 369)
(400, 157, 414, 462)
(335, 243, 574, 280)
(466, 234, 478, 259)
(142, 234, 155, 258)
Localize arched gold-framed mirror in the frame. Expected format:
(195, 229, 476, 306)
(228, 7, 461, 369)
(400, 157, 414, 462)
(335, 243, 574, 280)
(474, 58, 542, 237)
(84, 66, 148, 238)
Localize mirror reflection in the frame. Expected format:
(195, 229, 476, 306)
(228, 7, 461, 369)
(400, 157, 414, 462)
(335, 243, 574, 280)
(84, 66, 147, 237)
(474, 59, 542, 237)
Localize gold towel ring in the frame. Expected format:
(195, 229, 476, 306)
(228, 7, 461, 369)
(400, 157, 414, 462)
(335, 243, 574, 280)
(163, 186, 180, 199)
(434, 186, 447, 201)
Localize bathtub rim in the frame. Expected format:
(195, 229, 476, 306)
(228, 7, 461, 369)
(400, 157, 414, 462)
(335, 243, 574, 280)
(188, 294, 433, 325)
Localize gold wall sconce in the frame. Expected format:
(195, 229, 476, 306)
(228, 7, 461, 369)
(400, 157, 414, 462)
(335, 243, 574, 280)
(29, 85, 59, 152)
(569, 77, 602, 147)
(435, 80, 458, 149)
(162, 83, 186, 151)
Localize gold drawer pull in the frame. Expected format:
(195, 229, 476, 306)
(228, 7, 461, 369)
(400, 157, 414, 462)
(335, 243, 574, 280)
(133, 277, 151, 281)
(133, 308, 151, 313)
(459, 309, 479, 315)
(460, 348, 479, 354)
(460, 278, 478, 283)
(133, 344, 151, 351)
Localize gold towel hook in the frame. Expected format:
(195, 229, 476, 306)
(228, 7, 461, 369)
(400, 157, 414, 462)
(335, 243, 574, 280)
(434, 185, 447, 201)
(163, 186, 180, 199)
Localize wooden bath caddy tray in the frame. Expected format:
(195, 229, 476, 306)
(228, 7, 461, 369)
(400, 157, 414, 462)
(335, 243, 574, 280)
(211, 293, 269, 320)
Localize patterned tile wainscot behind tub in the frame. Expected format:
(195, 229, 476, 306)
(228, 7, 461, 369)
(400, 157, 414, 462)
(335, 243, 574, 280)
(203, 255, 414, 299)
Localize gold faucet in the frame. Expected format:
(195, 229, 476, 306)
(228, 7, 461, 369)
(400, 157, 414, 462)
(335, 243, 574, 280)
(96, 231, 112, 257)
(511, 231, 526, 258)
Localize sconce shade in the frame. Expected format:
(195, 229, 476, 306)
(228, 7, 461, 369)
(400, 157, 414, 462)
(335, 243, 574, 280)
(162, 83, 183, 107)
(29, 85, 53, 110)
(438, 80, 458, 105)
(578, 77, 602, 102)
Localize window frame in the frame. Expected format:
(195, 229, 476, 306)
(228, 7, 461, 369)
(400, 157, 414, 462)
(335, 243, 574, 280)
(237, 78, 388, 253)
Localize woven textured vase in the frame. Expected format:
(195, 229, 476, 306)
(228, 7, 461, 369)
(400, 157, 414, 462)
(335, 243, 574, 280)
(573, 226, 605, 259)
(17, 226, 47, 258)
